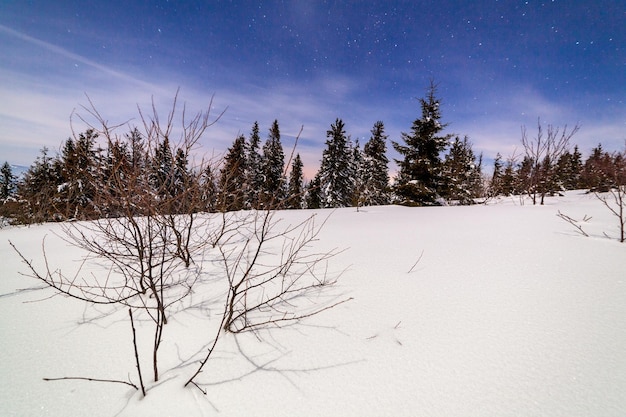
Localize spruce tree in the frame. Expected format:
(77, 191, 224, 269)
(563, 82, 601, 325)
(0, 161, 17, 201)
(392, 82, 451, 205)
(442, 136, 481, 204)
(55, 129, 99, 219)
(246, 122, 264, 208)
(219, 134, 248, 211)
(151, 137, 175, 198)
(362, 121, 390, 206)
(286, 153, 304, 209)
(318, 118, 354, 208)
(490, 153, 504, 197)
(305, 174, 322, 209)
(261, 120, 285, 206)
(201, 164, 218, 212)
(19, 147, 59, 222)
(351, 140, 365, 208)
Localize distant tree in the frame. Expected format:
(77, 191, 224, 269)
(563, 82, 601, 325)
(305, 175, 322, 209)
(442, 136, 481, 204)
(261, 120, 286, 206)
(554, 146, 583, 191)
(350, 139, 366, 208)
(18, 147, 59, 223)
(500, 157, 517, 196)
(151, 136, 175, 199)
(200, 164, 218, 212)
(489, 153, 504, 197)
(515, 156, 533, 197)
(361, 121, 390, 205)
(393, 81, 451, 205)
(219, 134, 248, 211)
(0, 161, 17, 201)
(582, 144, 614, 192)
(245, 121, 264, 209)
(317, 118, 354, 208)
(286, 153, 304, 209)
(55, 129, 100, 219)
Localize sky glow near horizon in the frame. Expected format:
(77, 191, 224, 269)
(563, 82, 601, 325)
(0, 1, 624, 178)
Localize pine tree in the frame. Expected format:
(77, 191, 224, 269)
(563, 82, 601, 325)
(500, 158, 516, 196)
(201, 164, 218, 212)
(219, 134, 248, 211)
(261, 120, 285, 207)
(490, 153, 504, 197)
(582, 144, 613, 192)
(392, 82, 451, 205)
(151, 137, 175, 198)
(350, 140, 366, 208)
(0, 161, 17, 201)
(55, 129, 100, 219)
(286, 153, 304, 209)
(305, 174, 322, 209)
(317, 118, 354, 208)
(19, 147, 59, 222)
(246, 122, 264, 209)
(361, 121, 390, 206)
(442, 136, 480, 204)
(515, 156, 534, 196)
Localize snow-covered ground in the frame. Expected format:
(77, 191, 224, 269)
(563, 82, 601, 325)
(2, 191, 625, 417)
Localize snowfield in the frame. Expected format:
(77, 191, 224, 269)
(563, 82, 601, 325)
(2, 191, 625, 417)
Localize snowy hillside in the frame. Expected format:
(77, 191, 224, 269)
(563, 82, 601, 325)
(1, 191, 625, 417)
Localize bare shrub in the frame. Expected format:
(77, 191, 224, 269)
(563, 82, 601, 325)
(521, 119, 580, 205)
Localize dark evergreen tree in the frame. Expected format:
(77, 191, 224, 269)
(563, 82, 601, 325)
(261, 120, 285, 206)
(582, 144, 613, 192)
(0, 161, 17, 201)
(442, 136, 481, 204)
(317, 118, 354, 208)
(127, 127, 145, 173)
(489, 153, 504, 197)
(219, 134, 248, 211)
(554, 146, 583, 191)
(19, 147, 59, 222)
(500, 158, 517, 196)
(55, 129, 100, 219)
(246, 121, 264, 209)
(101, 138, 132, 217)
(286, 153, 304, 209)
(515, 156, 534, 196)
(392, 82, 451, 205)
(305, 174, 322, 209)
(151, 137, 175, 198)
(350, 139, 366, 207)
(201, 164, 218, 212)
(361, 121, 390, 206)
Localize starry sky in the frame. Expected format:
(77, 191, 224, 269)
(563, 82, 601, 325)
(1, 1, 624, 177)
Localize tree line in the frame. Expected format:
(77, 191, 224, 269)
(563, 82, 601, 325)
(1, 83, 625, 224)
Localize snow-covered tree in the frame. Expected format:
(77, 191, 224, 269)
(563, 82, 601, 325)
(489, 153, 504, 197)
(393, 82, 451, 205)
(18, 147, 59, 223)
(219, 134, 248, 211)
(0, 161, 17, 201)
(442, 136, 482, 204)
(361, 121, 390, 205)
(317, 118, 354, 208)
(245, 121, 264, 209)
(261, 120, 285, 206)
(286, 153, 304, 209)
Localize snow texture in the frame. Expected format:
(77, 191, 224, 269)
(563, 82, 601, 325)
(1, 191, 626, 416)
